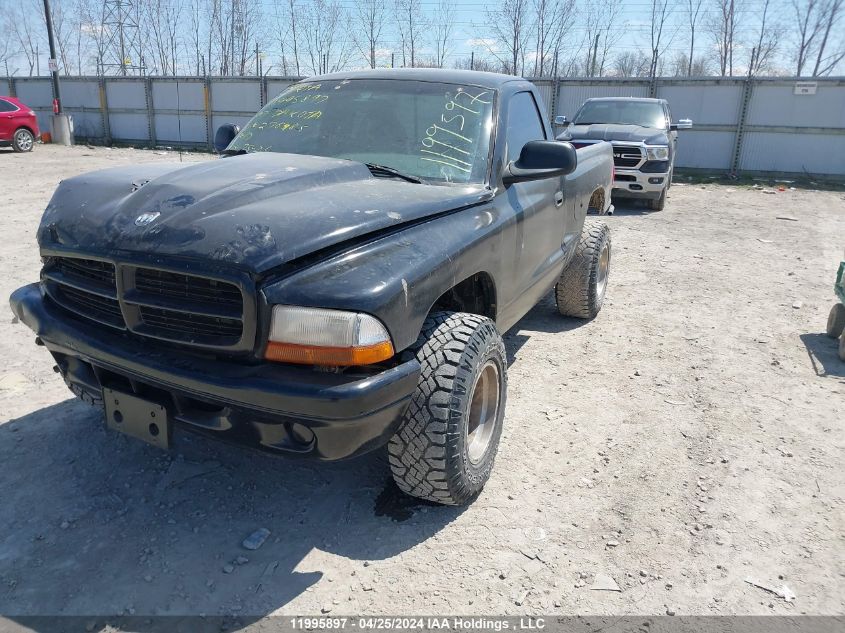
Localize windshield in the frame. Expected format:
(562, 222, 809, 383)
(573, 101, 667, 128)
(228, 79, 496, 184)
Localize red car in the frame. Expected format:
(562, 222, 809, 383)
(0, 96, 40, 152)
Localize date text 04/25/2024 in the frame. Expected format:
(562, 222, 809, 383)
(289, 618, 546, 631)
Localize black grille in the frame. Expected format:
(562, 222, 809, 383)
(138, 306, 243, 339)
(55, 257, 116, 291)
(612, 145, 642, 168)
(45, 256, 250, 349)
(55, 285, 124, 328)
(135, 268, 242, 308)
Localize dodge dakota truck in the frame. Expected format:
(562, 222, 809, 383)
(555, 97, 692, 211)
(10, 69, 613, 506)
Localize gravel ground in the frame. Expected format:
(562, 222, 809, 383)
(0, 144, 843, 619)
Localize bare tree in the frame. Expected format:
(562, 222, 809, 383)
(612, 50, 651, 77)
(647, 0, 676, 78)
(144, 0, 184, 75)
(77, 0, 109, 74)
(812, 0, 844, 76)
(685, 0, 705, 75)
(276, 0, 302, 75)
(710, 0, 742, 76)
(301, 0, 353, 74)
(395, 0, 424, 67)
(532, 0, 576, 76)
(583, 0, 622, 76)
(453, 54, 502, 72)
(11, 0, 40, 76)
(748, 0, 780, 75)
(792, 0, 825, 75)
(353, 0, 387, 69)
(0, 12, 17, 76)
(50, 0, 78, 75)
(669, 50, 713, 75)
(428, 0, 454, 68)
(484, 0, 531, 75)
(187, 0, 208, 74)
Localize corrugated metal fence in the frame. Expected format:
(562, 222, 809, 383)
(2, 75, 843, 177)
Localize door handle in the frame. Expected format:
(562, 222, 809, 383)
(554, 191, 564, 207)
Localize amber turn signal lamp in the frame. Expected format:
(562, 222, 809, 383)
(264, 341, 395, 366)
(265, 306, 395, 366)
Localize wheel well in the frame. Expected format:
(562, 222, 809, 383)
(431, 272, 497, 321)
(588, 188, 605, 213)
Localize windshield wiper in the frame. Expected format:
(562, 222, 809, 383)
(365, 163, 422, 184)
(220, 148, 248, 157)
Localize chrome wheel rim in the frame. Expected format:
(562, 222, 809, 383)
(15, 131, 33, 151)
(596, 241, 610, 301)
(466, 360, 501, 464)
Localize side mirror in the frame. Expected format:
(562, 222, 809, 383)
(214, 123, 241, 153)
(553, 115, 570, 127)
(503, 140, 577, 184)
(670, 119, 693, 131)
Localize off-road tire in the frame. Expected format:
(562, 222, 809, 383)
(839, 332, 845, 362)
(12, 128, 35, 153)
(649, 187, 667, 211)
(555, 219, 611, 319)
(826, 303, 845, 339)
(388, 311, 507, 506)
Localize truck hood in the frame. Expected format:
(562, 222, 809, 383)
(39, 153, 491, 273)
(558, 124, 669, 145)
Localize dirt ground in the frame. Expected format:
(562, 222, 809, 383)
(0, 144, 842, 620)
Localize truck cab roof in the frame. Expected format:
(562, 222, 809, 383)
(584, 96, 668, 105)
(301, 68, 529, 90)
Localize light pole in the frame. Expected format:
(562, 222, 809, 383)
(43, 0, 72, 144)
(42, 0, 62, 113)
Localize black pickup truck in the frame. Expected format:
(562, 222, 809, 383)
(10, 69, 613, 506)
(555, 97, 692, 211)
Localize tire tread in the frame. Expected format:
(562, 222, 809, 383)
(555, 219, 610, 319)
(388, 311, 505, 506)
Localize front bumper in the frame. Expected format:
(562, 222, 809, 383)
(612, 169, 669, 199)
(10, 283, 420, 460)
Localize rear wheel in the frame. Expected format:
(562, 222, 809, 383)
(826, 303, 845, 339)
(388, 311, 507, 506)
(648, 187, 667, 211)
(839, 332, 845, 362)
(12, 128, 35, 153)
(555, 219, 611, 319)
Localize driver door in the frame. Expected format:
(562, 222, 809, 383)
(503, 91, 568, 314)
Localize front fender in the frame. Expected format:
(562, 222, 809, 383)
(261, 201, 507, 353)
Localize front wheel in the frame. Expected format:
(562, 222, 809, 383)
(12, 128, 35, 152)
(388, 311, 507, 506)
(648, 187, 667, 211)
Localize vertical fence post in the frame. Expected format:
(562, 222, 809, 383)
(731, 77, 754, 176)
(145, 76, 156, 148)
(260, 75, 268, 107)
(99, 76, 111, 145)
(204, 76, 213, 151)
(550, 77, 561, 121)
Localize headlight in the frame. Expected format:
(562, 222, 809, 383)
(646, 146, 669, 161)
(265, 305, 394, 365)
